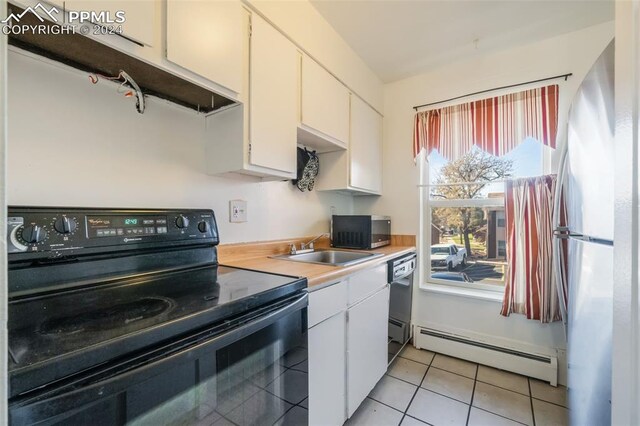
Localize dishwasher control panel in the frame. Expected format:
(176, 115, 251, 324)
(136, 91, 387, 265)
(389, 253, 417, 282)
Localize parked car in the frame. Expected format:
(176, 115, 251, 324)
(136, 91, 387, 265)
(431, 272, 474, 283)
(430, 244, 467, 271)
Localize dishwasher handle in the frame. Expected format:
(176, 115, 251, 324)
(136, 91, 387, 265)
(391, 276, 412, 287)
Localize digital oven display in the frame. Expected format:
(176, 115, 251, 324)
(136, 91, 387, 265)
(86, 215, 169, 238)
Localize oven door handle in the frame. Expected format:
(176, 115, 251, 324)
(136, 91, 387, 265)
(10, 292, 308, 426)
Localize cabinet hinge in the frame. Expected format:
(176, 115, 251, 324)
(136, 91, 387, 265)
(249, 22, 252, 37)
(248, 143, 252, 160)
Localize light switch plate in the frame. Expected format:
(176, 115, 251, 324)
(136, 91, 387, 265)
(229, 200, 247, 223)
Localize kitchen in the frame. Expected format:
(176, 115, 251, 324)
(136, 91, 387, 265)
(0, 0, 638, 425)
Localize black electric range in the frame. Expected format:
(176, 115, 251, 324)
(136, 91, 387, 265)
(7, 207, 309, 426)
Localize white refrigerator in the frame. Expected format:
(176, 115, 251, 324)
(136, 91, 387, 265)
(554, 40, 614, 426)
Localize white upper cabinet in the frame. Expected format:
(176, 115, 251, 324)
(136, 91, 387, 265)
(204, 12, 297, 180)
(299, 55, 350, 151)
(166, 0, 245, 95)
(53, 0, 156, 47)
(349, 96, 383, 193)
(248, 14, 298, 175)
(315, 96, 383, 195)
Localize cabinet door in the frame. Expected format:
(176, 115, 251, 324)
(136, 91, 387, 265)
(300, 55, 350, 147)
(309, 311, 347, 426)
(57, 0, 156, 46)
(350, 96, 383, 193)
(248, 14, 298, 175)
(166, 0, 244, 94)
(347, 285, 390, 417)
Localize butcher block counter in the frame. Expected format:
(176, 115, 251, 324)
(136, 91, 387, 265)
(218, 235, 416, 290)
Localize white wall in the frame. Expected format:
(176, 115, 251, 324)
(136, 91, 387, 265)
(355, 21, 615, 382)
(248, 0, 383, 112)
(7, 50, 353, 243)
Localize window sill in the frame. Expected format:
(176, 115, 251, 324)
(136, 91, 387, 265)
(420, 283, 504, 303)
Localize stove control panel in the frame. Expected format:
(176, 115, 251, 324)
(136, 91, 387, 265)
(7, 207, 219, 260)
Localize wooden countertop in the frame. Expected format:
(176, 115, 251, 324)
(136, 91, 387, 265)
(220, 243, 416, 290)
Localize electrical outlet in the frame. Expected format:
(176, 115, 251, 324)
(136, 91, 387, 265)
(229, 200, 247, 223)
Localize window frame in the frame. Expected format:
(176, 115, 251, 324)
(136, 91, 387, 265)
(419, 141, 551, 295)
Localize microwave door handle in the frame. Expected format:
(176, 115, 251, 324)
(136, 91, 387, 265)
(11, 293, 308, 425)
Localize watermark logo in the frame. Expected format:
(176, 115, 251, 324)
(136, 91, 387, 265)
(2, 2, 125, 36)
(1, 3, 59, 24)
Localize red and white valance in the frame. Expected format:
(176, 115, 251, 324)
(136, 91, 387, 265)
(413, 85, 559, 160)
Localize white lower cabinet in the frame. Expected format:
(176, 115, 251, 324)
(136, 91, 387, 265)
(308, 265, 389, 425)
(346, 285, 390, 417)
(308, 311, 347, 426)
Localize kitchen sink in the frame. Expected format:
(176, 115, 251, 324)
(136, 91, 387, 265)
(273, 249, 383, 266)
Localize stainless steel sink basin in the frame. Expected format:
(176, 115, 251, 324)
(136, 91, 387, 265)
(272, 249, 383, 266)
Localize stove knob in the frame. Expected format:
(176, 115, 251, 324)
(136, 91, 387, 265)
(54, 216, 77, 234)
(175, 215, 190, 229)
(198, 221, 209, 233)
(22, 224, 47, 243)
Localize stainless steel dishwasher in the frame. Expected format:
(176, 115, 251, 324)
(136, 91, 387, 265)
(387, 252, 416, 364)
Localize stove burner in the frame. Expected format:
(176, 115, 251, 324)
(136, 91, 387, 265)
(38, 297, 174, 335)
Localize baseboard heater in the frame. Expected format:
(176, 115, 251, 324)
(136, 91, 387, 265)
(416, 327, 558, 386)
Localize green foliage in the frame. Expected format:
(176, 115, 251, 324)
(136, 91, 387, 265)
(430, 150, 513, 256)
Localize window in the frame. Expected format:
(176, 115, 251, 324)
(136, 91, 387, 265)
(423, 138, 548, 292)
(497, 240, 507, 258)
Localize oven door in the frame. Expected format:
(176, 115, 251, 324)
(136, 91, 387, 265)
(9, 293, 308, 426)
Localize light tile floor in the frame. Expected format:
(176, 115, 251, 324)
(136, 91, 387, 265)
(348, 346, 568, 426)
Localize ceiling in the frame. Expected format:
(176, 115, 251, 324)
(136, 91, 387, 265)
(310, 0, 614, 83)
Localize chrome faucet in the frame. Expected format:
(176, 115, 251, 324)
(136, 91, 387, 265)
(290, 233, 329, 255)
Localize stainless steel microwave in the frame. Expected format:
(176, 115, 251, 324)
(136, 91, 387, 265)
(331, 215, 391, 249)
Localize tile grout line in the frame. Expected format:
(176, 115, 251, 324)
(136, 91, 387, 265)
(465, 364, 479, 426)
(419, 387, 474, 406)
(389, 363, 475, 387)
(472, 406, 530, 426)
(270, 404, 297, 426)
(528, 378, 536, 426)
(397, 353, 433, 366)
(428, 364, 480, 381)
(404, 413, 435, 426)
(389, 370, 482, 408)
(474, 378, 531, 397)
(469, 380, 536, 425)
(387, 372, 429, 388)
(531, 396, 568, 409)
(398, 355, 434, 425)
(366, 396, 406, 415)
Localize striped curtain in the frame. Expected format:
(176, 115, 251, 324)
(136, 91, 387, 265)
(501, 175, 564, 323)
(413, 85, 559, 160)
